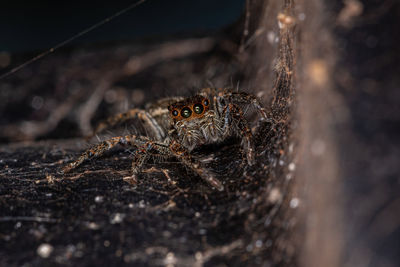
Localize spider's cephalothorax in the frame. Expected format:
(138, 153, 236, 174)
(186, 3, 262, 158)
(168, 94, 224, 151)
(62, 88, 268, 191)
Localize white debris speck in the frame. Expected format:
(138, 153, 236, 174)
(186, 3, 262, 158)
(288, 143, 294, 153)
(279, 159, 285, 166)
(37, 243, 54, 258)
(110, 213, 125, 224)
(104, 240, 110, 247)
(255, 240, 263, 248)
(288, 162, 296, 172)
(138, 200, 146, 208)
(200, 154, 214, 163)
(195, 212, 201, 218)
(94, 195, 104, 203)
(290, 198, 300, 209)
(164, 252, 177, 266)
(267, 31, 276, 44)
(311, 139, 326, 156)
(128, 203, 134, 209)
(195, 251, 203, 261)
(87, 222, 100, 230)
(268, 188, 282, 203)
(14, 222, 22, 229)
(257, 91, 265, 98)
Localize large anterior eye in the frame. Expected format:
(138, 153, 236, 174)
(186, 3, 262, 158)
(181, 107, 192, 118)
(193, 103, 204, 114)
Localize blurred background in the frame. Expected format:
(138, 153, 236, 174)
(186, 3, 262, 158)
(0, 0, 245, 52)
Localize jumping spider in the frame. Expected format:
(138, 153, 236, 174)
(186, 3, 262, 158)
(62, 88, 268, 191)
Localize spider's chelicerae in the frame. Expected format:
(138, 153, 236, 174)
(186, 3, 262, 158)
(62, 88, 268, 191)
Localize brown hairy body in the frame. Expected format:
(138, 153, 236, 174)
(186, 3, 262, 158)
(62, 88, 268, 191)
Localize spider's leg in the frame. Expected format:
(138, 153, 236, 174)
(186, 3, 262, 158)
(90, 109, 166, 141)
(222, 90, 269, 120)
(169, 141, 224, 191)
(138, 111, 167, 141)
(199, 87, 216, 96)
(90, 109, 142, 138)
(131, 150, 149, 177)
(145, 96, 185, 110)
(129, 142, 170, 177)
(221, 102, 231, 137)
(228, 103, 256, 166)
(62, 134, 153, 173)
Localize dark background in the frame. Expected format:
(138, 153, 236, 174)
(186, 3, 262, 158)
(0, 0, 245, 52)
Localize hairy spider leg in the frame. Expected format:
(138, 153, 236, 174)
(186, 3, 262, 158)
(228, 103, 256, 166)
(129, 141, 171, 177)
(221, 90, 269, 120)
(169, 140, 224, 191)
(89, 109, 166, 141)
(62, 134, 155, 173)
(128, 140, 223, 191)
(220, 97, 231, 137)
(131, 150, 149, 177)
(145, 96, 185, 110)
(62, 134, 223, 191)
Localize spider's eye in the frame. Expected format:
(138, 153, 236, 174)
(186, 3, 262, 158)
(181, 107, 192, 118)
(193, 103, 204, 114)
(203, 99, 209, 106)
(172, 110, 179, 117)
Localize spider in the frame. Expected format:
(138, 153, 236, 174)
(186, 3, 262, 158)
(62, 88, 268, 191)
